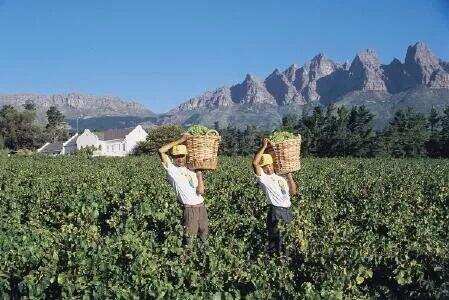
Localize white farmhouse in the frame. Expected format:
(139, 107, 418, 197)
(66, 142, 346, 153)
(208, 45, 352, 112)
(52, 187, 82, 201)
(76, 125, 147, 156)
(37, 133, 79, 156)
(62, 133, 79, 155)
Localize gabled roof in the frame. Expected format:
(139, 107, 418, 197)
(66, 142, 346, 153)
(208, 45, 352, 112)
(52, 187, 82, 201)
(97, 128, 134, 141)
(38, 142, 63, 154)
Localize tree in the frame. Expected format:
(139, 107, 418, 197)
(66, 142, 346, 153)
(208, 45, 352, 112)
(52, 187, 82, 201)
(296, 106, 325, 156)
(381, 108, 428, 157)
(23, 100, 36, 111)
(134, 124, 185, 155)
(218, 126, 240, 155)
(296, 105, 380, 157)
(439, 107, 449, 157)
(45, 106, 69, 142)
(425, 107, 442, 157)
(345, 106, 380, 157)
(46, 106, 65, 127)
(0, 105, 44, 150)
(281, 114, 299, 132)
(238, 125, 264, 155)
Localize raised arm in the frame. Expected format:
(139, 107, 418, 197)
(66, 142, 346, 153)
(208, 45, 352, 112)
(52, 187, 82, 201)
(285, 173, 298, 196)
(158, 134, 188, 166)
(252, 138, 269, 176)
(196, 171, 205, 195)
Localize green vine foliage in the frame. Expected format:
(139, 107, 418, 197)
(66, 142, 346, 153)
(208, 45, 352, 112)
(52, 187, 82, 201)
(0, 156, 448, 298)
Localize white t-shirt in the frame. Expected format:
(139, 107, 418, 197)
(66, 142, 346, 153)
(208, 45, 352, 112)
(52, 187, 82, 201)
(257, 170, 291, 208)
(163, 161, 204, 205)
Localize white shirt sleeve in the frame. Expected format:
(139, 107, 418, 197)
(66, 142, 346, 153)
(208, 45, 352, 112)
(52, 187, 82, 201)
(256, 169, 269, 185)
(163, 160, 177, 177)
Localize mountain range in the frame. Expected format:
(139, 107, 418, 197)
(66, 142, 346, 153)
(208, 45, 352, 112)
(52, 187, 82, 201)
(159, 41, 449, 129)
(0, 92, 153, 122)
(1, 42, 448, 130)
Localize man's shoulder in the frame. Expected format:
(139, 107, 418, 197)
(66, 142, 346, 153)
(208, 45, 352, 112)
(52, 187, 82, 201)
(275, 174, 287, 181)
(163, 160, 177, 172)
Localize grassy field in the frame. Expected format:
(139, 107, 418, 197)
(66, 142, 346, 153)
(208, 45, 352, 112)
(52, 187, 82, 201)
(1, 156, 448, 298)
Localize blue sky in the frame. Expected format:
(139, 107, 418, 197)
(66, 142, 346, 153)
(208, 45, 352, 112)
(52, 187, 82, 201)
(0, 0, 448, 113)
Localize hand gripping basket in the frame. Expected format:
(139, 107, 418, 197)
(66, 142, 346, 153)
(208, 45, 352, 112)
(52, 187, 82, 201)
(267, 135, 302, 175)
(185, 130, 221, 170)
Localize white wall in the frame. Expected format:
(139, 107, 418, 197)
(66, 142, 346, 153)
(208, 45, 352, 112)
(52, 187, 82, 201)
(76, 129, 100, 150)
(124, 125, 148, 154)
(99, 140, 126, 157)
(71, 126, 147, 157)
(62, 134, 78, 155)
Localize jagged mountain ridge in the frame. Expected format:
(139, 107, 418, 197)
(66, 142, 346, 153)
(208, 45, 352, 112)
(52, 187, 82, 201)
(167, 42, 449, 119)
(156, 42, 449, 130)
(0, 92, 154, 122)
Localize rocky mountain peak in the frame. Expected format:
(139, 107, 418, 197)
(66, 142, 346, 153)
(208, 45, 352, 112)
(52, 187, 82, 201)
(440, 60, 449, 73)
(175, 87, 234, 111)
(352, 49, 381, 68)
(172, 41, 449, 115)
(243, 73, 258, 82)
(311, 53, 326, 63)
(391, 58, 402, 65)
(349, 49, 387, 91)
(309, 53, 336, 80)
(283, 64, 299, 82)
(265, 69, 302, 105)
(405, 41, 442, 85)
(230, 74, 275, 105)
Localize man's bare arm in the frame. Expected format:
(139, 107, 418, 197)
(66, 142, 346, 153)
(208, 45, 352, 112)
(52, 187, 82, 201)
(286, 173, 298, 196)
(196, 171, 205, 195)
(158, 135, 188, 166)
(252, 138, 269, 176)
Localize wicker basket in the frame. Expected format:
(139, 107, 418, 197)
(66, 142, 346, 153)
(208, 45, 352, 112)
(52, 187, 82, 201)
(185, 130, 221, 170)
(267, 135, 301, 175)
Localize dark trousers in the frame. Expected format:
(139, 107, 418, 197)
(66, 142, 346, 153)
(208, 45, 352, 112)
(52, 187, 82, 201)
(266, 205, 293, 255)
(182, 203, 208, 244)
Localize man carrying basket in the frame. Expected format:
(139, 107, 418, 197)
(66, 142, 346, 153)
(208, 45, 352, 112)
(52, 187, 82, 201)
(159, 134, 208, 245)
(252, 138, 298, 255)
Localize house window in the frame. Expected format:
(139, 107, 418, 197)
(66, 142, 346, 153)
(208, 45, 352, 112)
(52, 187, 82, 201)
(123, 144, 126, 151)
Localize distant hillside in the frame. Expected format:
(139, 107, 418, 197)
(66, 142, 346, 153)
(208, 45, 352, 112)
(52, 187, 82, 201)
(67, 115, 158, 132)
(0, 93, 154, 123)
(158, 42, 449, 129)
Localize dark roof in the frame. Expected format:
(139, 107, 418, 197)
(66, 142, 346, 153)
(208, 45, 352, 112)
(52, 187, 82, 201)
(97, 128, 134, 141)
(39, 142, 63, 155)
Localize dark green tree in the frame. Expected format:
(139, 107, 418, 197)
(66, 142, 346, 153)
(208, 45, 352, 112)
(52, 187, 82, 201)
(281, 114, 299, 132)
(46, 106, 65, 127)
(218, 126, 240, 155)
(23, 100, 36, 111)
(296, 106, 326, 156)
(345, 106, 380, 157)
(0, 105, 44, 150)
(45, 106, 69, 142)
(425, 107, 442, 157)
(297, 105, 380, 157)
(381, 108, 428, 157)
(134, 124, 185, 155)
(439, 107, 449, 157)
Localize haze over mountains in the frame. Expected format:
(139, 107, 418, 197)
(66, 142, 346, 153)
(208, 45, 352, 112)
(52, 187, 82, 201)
(1, 42, 449, 130)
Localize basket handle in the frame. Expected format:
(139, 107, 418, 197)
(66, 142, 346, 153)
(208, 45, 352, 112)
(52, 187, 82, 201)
(206, 129, 219, 136)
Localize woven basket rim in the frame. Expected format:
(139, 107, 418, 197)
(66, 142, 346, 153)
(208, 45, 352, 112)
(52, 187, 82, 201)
(268, 136, 301, 145)
(186, 134, 221, 141)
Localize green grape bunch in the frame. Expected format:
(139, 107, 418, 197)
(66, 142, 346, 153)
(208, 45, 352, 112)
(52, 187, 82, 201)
(187, 125, 210, 136)
(268, 131, 297, 143)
